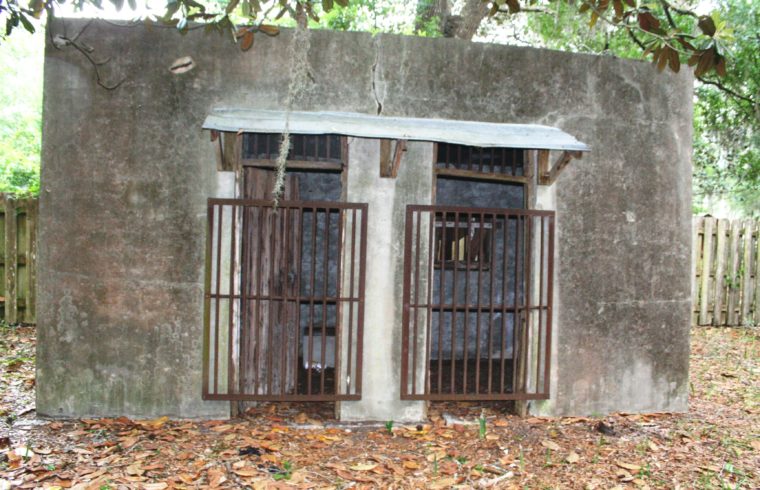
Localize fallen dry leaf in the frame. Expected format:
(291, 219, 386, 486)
(541, 440, 561, 451)
(566, 451, 580, 463)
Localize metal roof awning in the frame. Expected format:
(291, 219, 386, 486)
(202, 109, 590, 152)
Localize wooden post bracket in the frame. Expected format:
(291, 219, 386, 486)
(380, 139, 407, 178)
(538, 150, 583, 186)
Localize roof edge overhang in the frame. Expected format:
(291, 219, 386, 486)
(202, 109, 590, 153)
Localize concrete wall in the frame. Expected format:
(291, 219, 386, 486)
(39, 18, 692, 418)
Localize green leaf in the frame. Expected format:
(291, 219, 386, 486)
(322, 0, 333, 12)
(18, 12, 35, 33)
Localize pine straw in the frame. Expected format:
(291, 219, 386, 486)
(0, 326, 757, 489)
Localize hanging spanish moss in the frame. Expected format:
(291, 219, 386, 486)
(272, 5, 312, 207)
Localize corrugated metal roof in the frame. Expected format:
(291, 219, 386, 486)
(202, 109, 590, 152)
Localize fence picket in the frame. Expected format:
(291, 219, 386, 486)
(693, 216, 759, 327)
(712, 219, 728, 325)
(698, 218, 714, 325)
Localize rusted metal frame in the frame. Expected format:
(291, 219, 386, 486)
(292, 208, 304, 398)
(451, 211, 460, 394)
(400, 392, 549, 402)
(536, 216, 545, 395)
(209, 198, 367, 210)
(462, 211, 471, 394)
(307, 207, 318, 395)
(267, 207, 278, 396)
(242, 160, 344, 171)
(400, 206, 414, 398)
(435, 167, 529, 185)
(425, 211, 435, 396)
(473, 211, 486, 394)
(216, 293, 360, 302)
(354, 204, 368, 396)
(437, 211, 445, 394)
(213, 204, 224, 394)
(539, 150, 582, 186)
(279, 207, 289, 396)
(227, 205, 237, 396)
(334, 208, 344, 395)
(402, 205, 553, 225)
(500, 214, 510, 395)
(519, 215, 533, 396)
(510, 215, 522, 394)
(320, 210, 331, 394)
(237, 204, 251, 402)
(486, 213, 497, 394)
(202, 203, 214, 398)
(412, 209, 422, 395)
(204, 393, 362, 402)
(253, 206, 265, 396)
(425, 304, 525, 311)
(543, 216, 555, 396)
(347, 208, 357, 395)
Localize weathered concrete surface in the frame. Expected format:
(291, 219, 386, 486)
(39, 18, 692, 418)
(339, 138, 431, 422)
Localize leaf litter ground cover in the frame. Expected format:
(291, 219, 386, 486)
(0, 325, 757, 489)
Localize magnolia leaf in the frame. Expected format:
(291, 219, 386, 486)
(579, 2, 590, 14)
(668, 48, 680, 73)
(613, 0, 623, 18)
(657, 47, 669, 72)
(589, 11, 599, 28)
(616, 461, 642, 471)
(257, 24, 280, 36)
(714, 55, 726, 77)
(349, 463, 378, 471)
(566, 451, 580, 463)
(637, 12, 660, 32)
(698, 15, 716, 37)
(240, 31, 254, 51)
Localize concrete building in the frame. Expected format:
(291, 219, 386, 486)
(37, 18, 693, 421)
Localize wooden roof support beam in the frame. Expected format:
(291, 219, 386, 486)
(539, 150, 583, 186)
(380, 139, 407, 178)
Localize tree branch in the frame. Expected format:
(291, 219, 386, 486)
(697, 76, 756, 106)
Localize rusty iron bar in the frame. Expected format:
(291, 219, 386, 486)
(400, 204, 554, 401)
(202, 198, 367, 402)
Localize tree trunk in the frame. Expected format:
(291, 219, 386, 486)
(415, 0, 451, 34)
(453, 0, 490, 40)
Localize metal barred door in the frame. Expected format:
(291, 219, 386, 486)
(400, 205, 554, 401)
(203, 199, 367, 401)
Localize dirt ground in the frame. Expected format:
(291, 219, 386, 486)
(0, 324, 757, 489)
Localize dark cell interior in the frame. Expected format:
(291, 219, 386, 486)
(427, 174, 525, 396)
(436, 143, 524, 176)
(242, 133, 343, 162)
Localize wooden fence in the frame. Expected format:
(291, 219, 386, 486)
(0, 195, 38, 324)
(693, 216, 759, 326)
